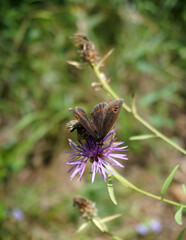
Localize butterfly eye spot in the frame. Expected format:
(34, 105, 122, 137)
(107, 108, 112, 113)
(113, 106, 119, 113)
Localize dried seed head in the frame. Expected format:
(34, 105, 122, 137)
(73, 33, 98, 64)
(73, 196, 97, 220)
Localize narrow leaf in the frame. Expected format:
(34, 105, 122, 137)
(177, 228, 186, 240)
(101, 214, 122, 223)
(175, 207, 183, 225)
(76, 222, 89, 233)
(161, 165, 179, 199)
(92, 217, 107, 232)
(130, 134, 157, 141)
(182, 184, 186, 195)
(106, 175, 117, 205)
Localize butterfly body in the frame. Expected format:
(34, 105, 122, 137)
(69, 99, 123, 143)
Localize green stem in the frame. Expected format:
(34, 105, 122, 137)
(111, 167, 186, 209)
(104, 231, 123, 240)
(92, 219, 123, 240)
(92, 64, 186, 155)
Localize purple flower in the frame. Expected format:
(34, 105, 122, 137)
(12, 208, 24, 221)
(66, 130, 128, 182)
(149, 219, 162, 233)
(135, 223, 149, 236)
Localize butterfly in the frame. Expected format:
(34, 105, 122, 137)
(68, 99, 123, 143)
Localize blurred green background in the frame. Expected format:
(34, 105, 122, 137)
(0, 0, 185, 239)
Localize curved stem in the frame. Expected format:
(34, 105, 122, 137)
(111, 167, 186, 209)
(92, 64, 186, 155)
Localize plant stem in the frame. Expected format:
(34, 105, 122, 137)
(92, 64, 186, 155)
(111, 167, 186, 209)
(104, 231, 123, 240)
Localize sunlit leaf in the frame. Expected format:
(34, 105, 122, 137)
(130, 134, 157, 141)
(106, 174, 117, 205)
(174, 207, 183, 225)
(161, 165, 179, 199)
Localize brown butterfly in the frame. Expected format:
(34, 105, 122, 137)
(69, 99, 123, 143)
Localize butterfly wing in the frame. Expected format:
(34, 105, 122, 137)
(69, 107, 96, 139)
(101, 99, 123, 138)
(91, 102, 107, 134)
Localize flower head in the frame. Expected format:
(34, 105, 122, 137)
(12, 208, 24, 221)
(135, 223, 149, 236)
(149, 219, 162, 233)
(66, 130, 128, 182)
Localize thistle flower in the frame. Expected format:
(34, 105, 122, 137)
(66, 130, 128, 182)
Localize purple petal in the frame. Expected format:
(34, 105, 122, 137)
(70, 165, 83, 179)
(78, 163, 87, 181)
(66, 127, 128, 182)
(69, 141, 78, 150)
(91, 162, 96, 183)
(105, 157, 124, 167)
(109, 153, 128, 160)
(111, 141, 125, 147)
(103, 165, 114, 175)
(66, 161, 82, 165)
(67, 165, 77, 173)
(103, 130, 115, 142)
(98, 167, 107, 182)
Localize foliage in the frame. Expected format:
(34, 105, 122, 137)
(0, 0, 185, 239)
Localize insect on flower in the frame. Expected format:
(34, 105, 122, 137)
(66, 100, 128, 182)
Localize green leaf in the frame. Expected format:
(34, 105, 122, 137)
(175, 207, 183, 225)
(177, 228, 186, 240)
(130, 134, 157, 141)
(161, 165, 179, 199)
(106, 174, 117, 205)
(182, 184, 186, 195)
